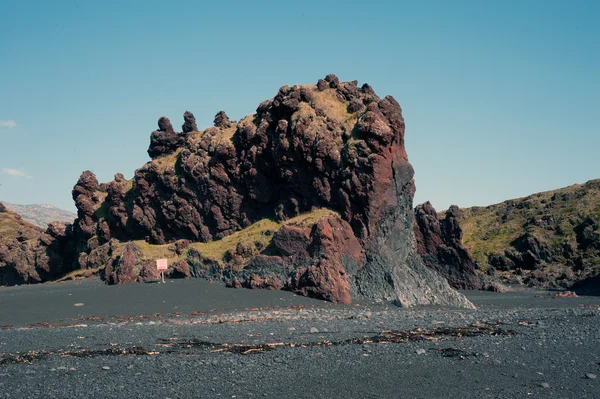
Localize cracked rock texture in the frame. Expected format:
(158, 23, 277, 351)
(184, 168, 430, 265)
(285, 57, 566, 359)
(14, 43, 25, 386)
(0, 75, 474, 308)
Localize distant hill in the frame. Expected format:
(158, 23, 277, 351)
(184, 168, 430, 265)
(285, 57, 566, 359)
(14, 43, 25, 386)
(457, 179, 600, 288)
(0, 202, 76, 228)
(0, 203, 43, 243)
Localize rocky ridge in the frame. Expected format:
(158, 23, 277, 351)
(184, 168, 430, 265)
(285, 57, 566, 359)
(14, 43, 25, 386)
(0, 75, 474, 308)
(456, 179, 600, 290)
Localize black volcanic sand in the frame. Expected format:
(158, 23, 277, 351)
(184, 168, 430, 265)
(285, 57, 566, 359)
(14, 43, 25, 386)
(0, 279, 332, 328)
(0, 280, 599, 398)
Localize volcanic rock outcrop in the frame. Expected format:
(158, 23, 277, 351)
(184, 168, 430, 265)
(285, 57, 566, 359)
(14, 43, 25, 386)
(0, 75, 474, 308)
(456, 179, 600, 290)
(0, 206, 74, 285)
(414, 202, 489, 290)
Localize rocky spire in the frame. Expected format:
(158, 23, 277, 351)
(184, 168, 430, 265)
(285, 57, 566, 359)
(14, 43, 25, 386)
(213, 111, 231, 128)
(182, 111, 198, 133)
(157, 116, 175, 134)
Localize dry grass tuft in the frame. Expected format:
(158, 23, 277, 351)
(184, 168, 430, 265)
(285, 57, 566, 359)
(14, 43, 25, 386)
(56, 265, 105, 282)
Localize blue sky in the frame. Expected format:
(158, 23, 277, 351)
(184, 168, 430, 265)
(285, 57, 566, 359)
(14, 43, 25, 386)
(1, 0, 598, 213)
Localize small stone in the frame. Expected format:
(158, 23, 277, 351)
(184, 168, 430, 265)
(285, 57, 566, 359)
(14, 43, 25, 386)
(310, 327, 319, 333)
(585, 373, 597, 380)
(74, 303, 84, 307)
(416, 349, 426, 355)
(288, 327, 296, 331)
(539, 382, 550, 388)
(102, 366, 110, 370)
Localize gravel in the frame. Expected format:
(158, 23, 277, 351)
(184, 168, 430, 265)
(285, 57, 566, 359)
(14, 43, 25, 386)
(0, 281, 599, 398)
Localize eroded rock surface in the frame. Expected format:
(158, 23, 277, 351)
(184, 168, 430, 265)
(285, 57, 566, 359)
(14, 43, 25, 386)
(0, 75, 474, 308)
(414, 202, 487, 290)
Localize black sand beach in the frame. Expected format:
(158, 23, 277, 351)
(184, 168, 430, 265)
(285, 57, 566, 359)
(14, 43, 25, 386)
(1, 280, 599, 398)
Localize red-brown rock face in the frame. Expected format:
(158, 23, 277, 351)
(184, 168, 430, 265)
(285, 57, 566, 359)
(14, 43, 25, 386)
(1, 75, 474, 308)
(414, 202, 485, 290)
(98, 76, 411, 245)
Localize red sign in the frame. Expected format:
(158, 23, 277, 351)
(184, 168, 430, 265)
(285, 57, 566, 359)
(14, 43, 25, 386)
(156, 259, 168, 271)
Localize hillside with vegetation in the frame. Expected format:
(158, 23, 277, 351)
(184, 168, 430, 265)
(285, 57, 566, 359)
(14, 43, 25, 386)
(457, 179, 600, 288)
(0, 203, 43, 243)
(1, 202, 76, 228)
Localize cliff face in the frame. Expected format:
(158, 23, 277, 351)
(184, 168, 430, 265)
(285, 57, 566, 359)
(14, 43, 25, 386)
(0, 75, 473, 308)
(414, 202, 495, 290)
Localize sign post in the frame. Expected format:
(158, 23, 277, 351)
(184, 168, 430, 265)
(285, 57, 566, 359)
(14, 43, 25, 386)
(156, 259, 168, 283)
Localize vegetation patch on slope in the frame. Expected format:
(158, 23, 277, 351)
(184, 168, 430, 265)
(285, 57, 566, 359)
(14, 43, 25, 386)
(0, 210, 43, 243)
(457, 179, 600, 285)
(132, 208, 337, 266)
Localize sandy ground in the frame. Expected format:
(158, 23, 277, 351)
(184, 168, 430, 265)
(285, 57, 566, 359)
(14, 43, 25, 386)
(0, 279, 599, 398)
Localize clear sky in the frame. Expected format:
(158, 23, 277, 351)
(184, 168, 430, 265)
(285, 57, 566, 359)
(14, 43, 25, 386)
(1, 0, 598, 213)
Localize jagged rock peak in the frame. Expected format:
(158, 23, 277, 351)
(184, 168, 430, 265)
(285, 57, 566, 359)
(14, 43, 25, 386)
(182, 111, 198, 133)
(213, 111, 231, 128)
(148, 116, 186, 159)
(74, 170, 100, 193)
(1, 74, 476, 309)
(414, 201, 486, 290)
(157, 116, 175, 134)
(324, 73, 340, 88)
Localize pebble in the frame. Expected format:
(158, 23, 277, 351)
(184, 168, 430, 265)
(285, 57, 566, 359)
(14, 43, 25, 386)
(73, 303, 84, 307)
(102, 366, 111, 370)
(310, 327, 319, 333)
(415, 349, 426, 355)
(539, 382, 550, 388)
(585, 373, 597, 380)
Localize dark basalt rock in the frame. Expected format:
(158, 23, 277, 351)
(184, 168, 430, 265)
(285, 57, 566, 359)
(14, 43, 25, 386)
(148, 117, 186, 158)
(414, 202, 486, 290)
(213, 111, 231, 128)
(158, 116, 175, 133)
(0, 218, 75, 286)
(0, 203, 6, 213)
(0, 75, 475, 308)
(574, 217, 600, 250)
(104, 242, 158, 284)
(511, 233, 553, 264)
(182, 111, 198, 133)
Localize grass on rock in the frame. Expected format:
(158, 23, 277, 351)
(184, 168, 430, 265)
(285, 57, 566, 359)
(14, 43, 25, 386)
(133, 208, 338, 266)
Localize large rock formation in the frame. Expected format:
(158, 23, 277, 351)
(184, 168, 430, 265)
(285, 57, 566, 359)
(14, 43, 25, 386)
(414, 202, 488, 290)
(0, 75, 474, 308)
